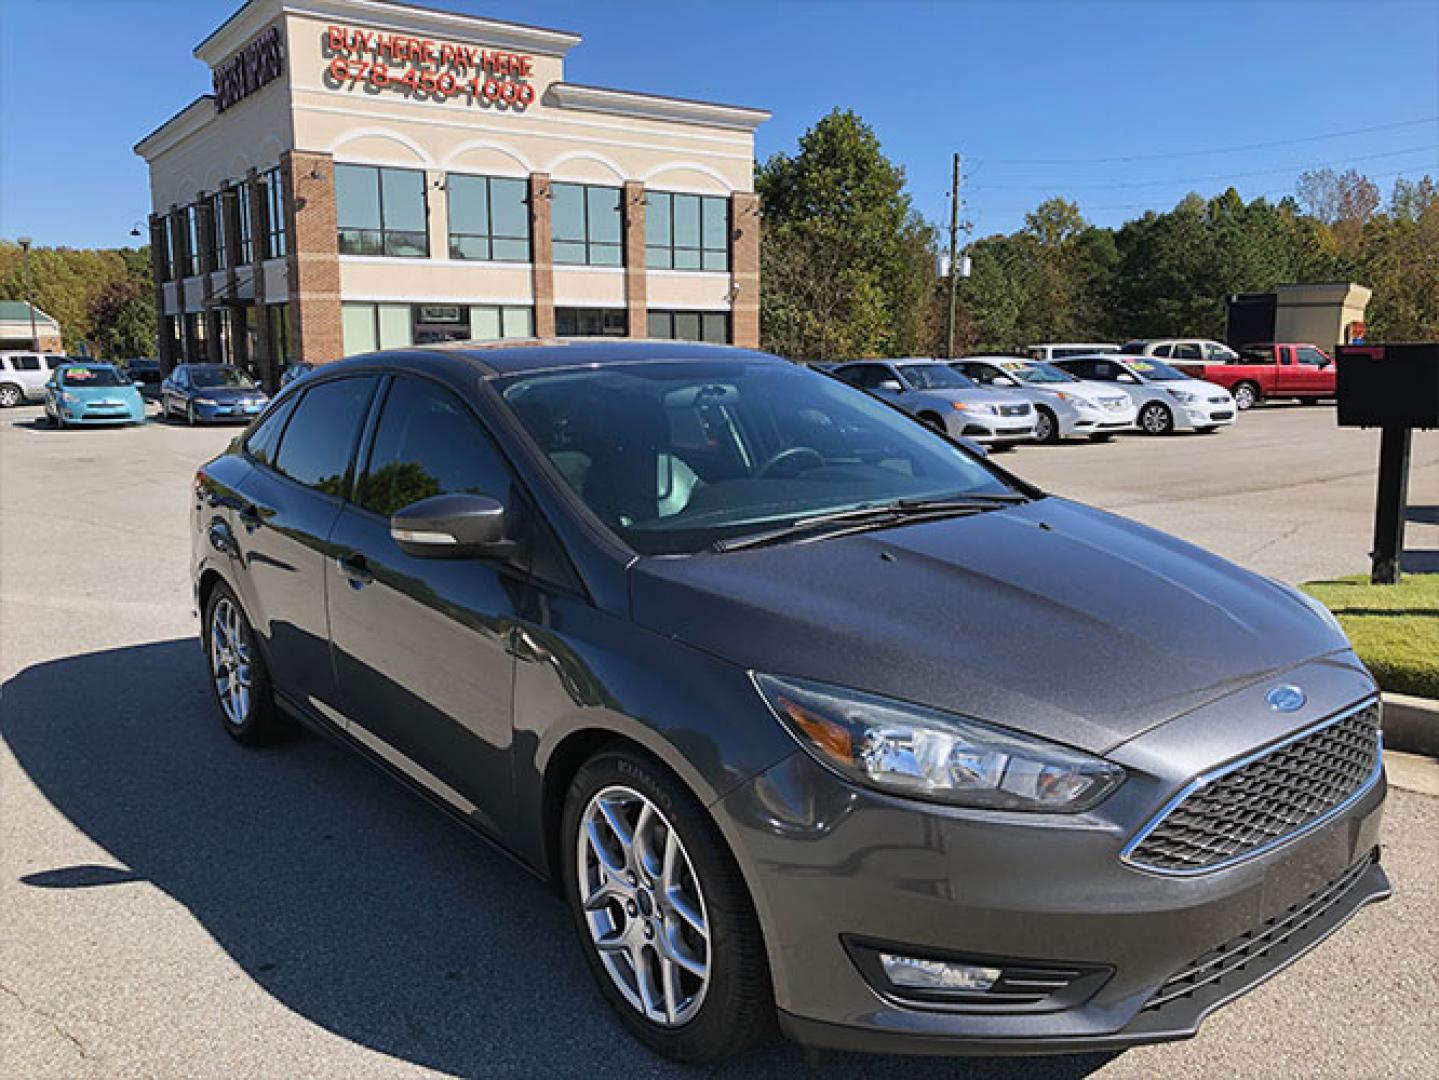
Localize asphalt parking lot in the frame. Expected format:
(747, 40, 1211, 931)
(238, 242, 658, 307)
(1, 400, 1436, 1079)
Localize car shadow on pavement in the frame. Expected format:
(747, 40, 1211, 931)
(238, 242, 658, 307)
(2, 640, 1116, 1080)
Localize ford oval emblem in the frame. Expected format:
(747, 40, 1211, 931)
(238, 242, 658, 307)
(1267, 685, 1307, 712)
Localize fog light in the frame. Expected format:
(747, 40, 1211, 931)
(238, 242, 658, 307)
(879, 953, 1001, 992)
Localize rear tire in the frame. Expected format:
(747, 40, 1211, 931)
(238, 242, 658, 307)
(203, 581, 284, 745)
(0, 384, 21, 408)
(562, 748, 774, 1064)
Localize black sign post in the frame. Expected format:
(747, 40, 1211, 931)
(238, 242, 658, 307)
(1336, 343, 1438, 584)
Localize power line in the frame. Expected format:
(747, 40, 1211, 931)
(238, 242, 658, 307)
(973, 166, 1435, 215)
(972, 145, 1437, 192)
(977, 116, 1439, 166)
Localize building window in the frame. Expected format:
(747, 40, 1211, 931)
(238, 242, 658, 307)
(646, 192, 729, 271)
(261, 167, 288, 259)
(209, 192, 229, 271)
(470, 304, 534, 339)
(235, 181, 254, 265)
(162, 314, 181, 356)
(158, 218, 174, 281)
(551, 183, 622, 266)
(647, 310, 730, 343)
(555, 307, 627, 337)
(342, 302, 415, 356)
(448, 174, 530, 262)
(268, 303, 292, 363)
(184, 204, 202, 277)
(336, 163, 429, 258)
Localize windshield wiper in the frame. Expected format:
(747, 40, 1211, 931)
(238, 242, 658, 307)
(713, 494, 1025, 553)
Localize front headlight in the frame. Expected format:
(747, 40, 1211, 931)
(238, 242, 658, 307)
(754, 674, 1125, 812)
(59, 391, 79, 404)
(953, 401, 997, 415)
(1166, 388, 1201, 404)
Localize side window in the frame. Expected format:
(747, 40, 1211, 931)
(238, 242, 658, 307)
(273, 377, 378, 497)
(836, 365, 877, 389)
(355, 376, 514, 518)
(1089, 362, 1115, 380)
(244, 396, 298, 467)
(1297, 347, 1329, 366)
(1174, 343, 1201, 360)
(1152, 344, 1173, 358)
(12, 355, 40, 372)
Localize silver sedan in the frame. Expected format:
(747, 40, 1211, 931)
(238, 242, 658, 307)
(832, 359, 1037, 446)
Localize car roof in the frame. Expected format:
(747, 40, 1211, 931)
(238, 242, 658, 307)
(957, 355, 1031, 363)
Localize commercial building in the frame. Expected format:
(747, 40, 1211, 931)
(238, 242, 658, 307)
(0, 301, 62, 353)
(134, 0, 768, 385)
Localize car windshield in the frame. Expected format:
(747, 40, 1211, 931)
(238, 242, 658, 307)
(190, 367, 256, 389)
(898, 363, 975, 390)
(1007, 362, 1076, 384)
(60, 367, 125, 387)
(499, 360, 1016, 556)
(1125, 358, 1190, 381)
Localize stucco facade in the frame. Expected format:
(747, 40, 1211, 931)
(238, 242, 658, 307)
(135, 0, 768, 386)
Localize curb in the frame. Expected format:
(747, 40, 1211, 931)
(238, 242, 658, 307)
(1382, 692, 1439, 759)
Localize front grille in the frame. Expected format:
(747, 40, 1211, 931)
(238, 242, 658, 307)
(1144, 851, 1377, 1012)
(1211, 410, 1234, 420)
(1100, 397, 1129, 410)
(1125, 703, 1380, 874)
(999, 404, 1030, 417)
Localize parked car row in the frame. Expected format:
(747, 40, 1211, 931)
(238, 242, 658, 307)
(821, 353, 1238, 447)
(16, 359, 272, 430)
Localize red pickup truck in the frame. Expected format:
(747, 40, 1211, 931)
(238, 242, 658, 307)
(1172, 343, 1336, 410)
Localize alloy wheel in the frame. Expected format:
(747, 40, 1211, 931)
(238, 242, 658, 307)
(1034, 409, 1056, 443)
(577, 784, 711, 1027)
(0, 385, 20, 408)
(1140, 403, 1173, 435)
(209, 596, 253, 727)
(1233, 384, 1257, 410)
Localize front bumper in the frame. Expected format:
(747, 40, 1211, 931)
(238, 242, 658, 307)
(1175, 403, 1237, 430)
(56, 401, 145, 424)
(1061, 407, 1138, 437)
(193, 399, 266, 422)
(950, 414, 1037, 444)
(716, 660, 1388, 1056)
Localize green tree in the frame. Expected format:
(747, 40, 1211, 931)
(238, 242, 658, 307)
(757, 109, 935, 360)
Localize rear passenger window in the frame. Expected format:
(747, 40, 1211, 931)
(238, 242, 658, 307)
(273, 377, 377, 496)
(244, 396, 298, 467)
(12, 355, 40, 371)
(354, 376, 513, 518)
(1152, 344, 1172, 358)
(1174, 343, 1201, 360)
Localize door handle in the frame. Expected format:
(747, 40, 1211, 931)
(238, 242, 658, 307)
(335, 552, 373, 586)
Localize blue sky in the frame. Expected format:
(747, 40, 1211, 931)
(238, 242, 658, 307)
(3, 0, 1436, 249)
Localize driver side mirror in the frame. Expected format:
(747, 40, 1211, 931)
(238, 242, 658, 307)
(390, 493, 515, 560)
(876, 379, 903, 392)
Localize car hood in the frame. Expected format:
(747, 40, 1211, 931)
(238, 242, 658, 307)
(630, 498, 1348, 754)
(920, 388, 1030, 409)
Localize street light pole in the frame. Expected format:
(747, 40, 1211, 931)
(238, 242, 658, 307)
(944, 154, 961, 359)
(18, 236, 39, 351)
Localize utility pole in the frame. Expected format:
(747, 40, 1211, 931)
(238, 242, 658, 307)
(18, 237, 39, 351)
(944, 154, 961, 359)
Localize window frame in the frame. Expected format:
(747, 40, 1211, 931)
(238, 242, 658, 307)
(208, 191, 228, 271)
(261, 167, 288, 260)
(184, 204, 202, 277)
(446, 172, 530, 263)
(266, 374, 380, 500)
(550, 181, 623, 267)
(336, 163, 430, 259)
(235, 180, 254, 265)
(646, 309, 730, 344)
(645, 191, 730, 272)
(554, 307, 628, 337)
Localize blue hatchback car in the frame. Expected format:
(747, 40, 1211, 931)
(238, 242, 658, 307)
(43, 363, 147, 427)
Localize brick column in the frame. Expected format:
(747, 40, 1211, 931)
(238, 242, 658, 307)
(149, 214, 176, 372)
(730, 192, 761, 349)
(221, 187, 246, 372)
(530, 173, 555, 337)
(282, 150, 343, 366)
(623, 181, 647, 337)
(246, 169, 275, 389)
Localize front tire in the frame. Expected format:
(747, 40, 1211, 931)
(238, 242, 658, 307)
(1139, 401, 1174, 435)
(562, 749, 774, 1063)
(203, 582, 283, 744)
(1232, 382, 1259, 411)
(0, 383, 21, 408)
(1033, 407, 1059, 444)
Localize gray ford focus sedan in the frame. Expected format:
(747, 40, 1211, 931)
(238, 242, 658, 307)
(191, 340, 1388, 1063)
